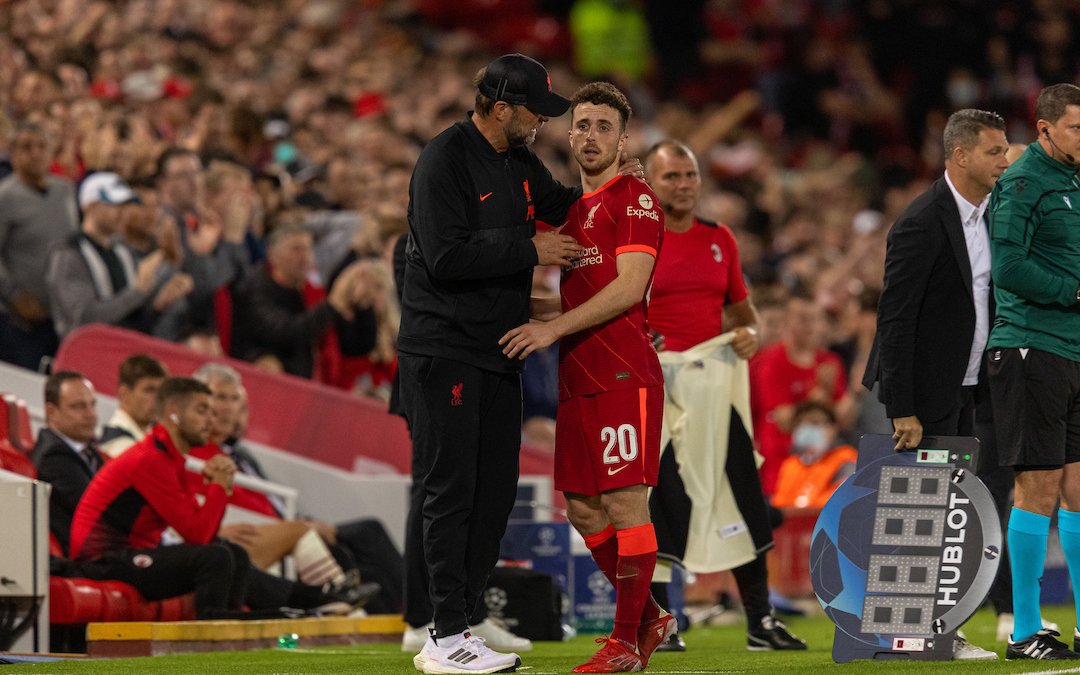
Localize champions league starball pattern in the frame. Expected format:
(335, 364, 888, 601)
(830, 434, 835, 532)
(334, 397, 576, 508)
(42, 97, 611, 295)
(811, 435, 1002, 663)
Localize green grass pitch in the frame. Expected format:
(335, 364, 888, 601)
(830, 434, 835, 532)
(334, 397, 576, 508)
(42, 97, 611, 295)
(6, 606, 1080, 674)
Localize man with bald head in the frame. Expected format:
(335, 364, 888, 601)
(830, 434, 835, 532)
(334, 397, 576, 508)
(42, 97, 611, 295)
(642, 140, 805, 653)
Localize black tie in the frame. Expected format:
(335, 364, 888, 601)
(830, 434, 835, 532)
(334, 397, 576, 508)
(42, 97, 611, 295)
(81, 445, 103, 474)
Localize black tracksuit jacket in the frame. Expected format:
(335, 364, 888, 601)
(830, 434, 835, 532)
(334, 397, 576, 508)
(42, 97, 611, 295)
(399, 113, 580, 372)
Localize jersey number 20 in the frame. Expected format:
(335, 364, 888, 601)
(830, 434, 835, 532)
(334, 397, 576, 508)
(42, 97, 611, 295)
(602, 424, 639, 464)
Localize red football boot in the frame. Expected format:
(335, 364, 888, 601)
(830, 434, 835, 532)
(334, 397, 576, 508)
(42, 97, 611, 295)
(572, 637, 643, 673)
(637, 612, 678, 668)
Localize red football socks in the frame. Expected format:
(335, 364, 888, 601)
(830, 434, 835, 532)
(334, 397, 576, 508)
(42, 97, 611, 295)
(584, 523, 661, 645)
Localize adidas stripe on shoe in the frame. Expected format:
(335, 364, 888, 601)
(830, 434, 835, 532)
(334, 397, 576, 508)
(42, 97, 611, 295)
(419, 630, 521, 674)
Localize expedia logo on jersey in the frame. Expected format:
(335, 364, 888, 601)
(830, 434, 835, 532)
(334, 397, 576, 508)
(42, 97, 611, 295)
(810, 435, 1001, 663)
(571, 245, 603, 270)
(626, 193, 660, 222)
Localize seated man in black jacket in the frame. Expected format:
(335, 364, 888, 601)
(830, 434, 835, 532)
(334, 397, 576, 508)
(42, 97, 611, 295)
(31, 370, 106, 556)
(230, 223, 376, 379)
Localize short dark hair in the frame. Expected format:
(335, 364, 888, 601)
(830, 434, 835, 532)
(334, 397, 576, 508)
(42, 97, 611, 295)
(569, 82, 632, 131)
(118, 354, 168, 389)
(155, 377, 212, 415)
(1035, 83, 1080, 125)
(793, 400, 837, 425)
(155, 147, 199, 181)
(473, 68, 496, 118)
(44, 371, 86, 407)
(642, 139, 695, 173)
(942, 109, 1005, 158)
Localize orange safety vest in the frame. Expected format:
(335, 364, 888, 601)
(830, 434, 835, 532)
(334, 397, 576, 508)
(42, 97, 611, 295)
(772, 445, 858, 509)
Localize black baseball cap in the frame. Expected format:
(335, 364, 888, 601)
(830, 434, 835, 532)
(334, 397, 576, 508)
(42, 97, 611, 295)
(478, 54, 571, 118)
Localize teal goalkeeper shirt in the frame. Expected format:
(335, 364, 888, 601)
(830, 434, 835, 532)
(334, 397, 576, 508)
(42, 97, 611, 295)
(988, 141, 1080, 361)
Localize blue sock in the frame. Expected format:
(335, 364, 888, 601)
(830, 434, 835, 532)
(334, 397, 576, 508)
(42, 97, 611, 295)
(1008, 507, 1050, 642)
(1058, 508, 1080, 630)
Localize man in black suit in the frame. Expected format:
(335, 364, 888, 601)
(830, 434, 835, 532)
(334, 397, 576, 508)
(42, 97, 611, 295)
(863, 109, 1012, 656)
(30, 370, 105, 557)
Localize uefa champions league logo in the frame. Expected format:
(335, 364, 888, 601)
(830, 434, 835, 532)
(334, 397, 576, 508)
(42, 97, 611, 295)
(484, 586, 508, 614)
(531, 526, 564, 556)
(588, 570, 613, 601)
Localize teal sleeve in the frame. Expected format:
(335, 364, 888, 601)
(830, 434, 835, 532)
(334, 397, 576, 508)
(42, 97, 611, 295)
(990, 179, 1078, 307)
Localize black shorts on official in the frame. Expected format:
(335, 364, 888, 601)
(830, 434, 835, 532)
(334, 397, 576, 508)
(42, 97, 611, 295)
(987, 347, 1080, 469)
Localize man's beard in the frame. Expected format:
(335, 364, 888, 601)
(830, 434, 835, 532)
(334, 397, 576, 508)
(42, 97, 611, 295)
(179, 426, 209, 448)
(505, 108, 536, 148)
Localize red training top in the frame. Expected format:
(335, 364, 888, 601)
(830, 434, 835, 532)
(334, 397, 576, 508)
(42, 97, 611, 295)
(70, 424, 228, 560)
(648, 218, 748, 352)
(558, 175, 664, 400)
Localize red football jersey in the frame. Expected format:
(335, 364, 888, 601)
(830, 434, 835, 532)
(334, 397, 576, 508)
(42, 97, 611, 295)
(558, 175, 664, 400)
(649, 218, 749, 352)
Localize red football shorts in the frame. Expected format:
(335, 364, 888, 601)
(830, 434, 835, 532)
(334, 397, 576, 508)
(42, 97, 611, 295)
(554, 386, 663, 496)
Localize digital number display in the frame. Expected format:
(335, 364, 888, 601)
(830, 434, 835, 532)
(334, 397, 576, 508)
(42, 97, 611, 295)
(877, 466, 951, 506)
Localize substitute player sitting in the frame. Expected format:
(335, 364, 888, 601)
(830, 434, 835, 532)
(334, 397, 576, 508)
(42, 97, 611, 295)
(501, 82, 676, 673)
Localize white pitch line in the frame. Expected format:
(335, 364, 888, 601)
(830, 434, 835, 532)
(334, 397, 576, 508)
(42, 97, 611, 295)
(1008, 668, 1080, 675)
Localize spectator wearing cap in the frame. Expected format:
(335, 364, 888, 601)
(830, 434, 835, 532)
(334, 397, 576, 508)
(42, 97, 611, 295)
(0, 122, 78, 371)
(45, 171, 194, 339)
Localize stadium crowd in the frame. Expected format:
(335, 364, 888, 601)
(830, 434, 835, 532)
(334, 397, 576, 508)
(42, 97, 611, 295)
(0, 0, 1069, 428)
(1, 0, 1079, 645)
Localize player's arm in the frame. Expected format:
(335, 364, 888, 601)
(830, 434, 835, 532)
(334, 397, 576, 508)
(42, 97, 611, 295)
(991, 179, 1080, 306)
(138, 454, 228, 545)
(726, 299, 760, 359)
(720, 227, 758, 359)
(501, 251, 655, 359)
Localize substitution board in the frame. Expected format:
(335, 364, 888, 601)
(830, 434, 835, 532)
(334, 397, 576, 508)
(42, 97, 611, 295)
(810, 434, 1001, 662)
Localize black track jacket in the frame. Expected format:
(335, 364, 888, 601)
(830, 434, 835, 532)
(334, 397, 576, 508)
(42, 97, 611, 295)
(399, 113, 580, 372)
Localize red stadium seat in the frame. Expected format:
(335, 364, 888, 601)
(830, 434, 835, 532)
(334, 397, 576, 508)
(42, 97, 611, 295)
(48, 577, 196, 625)
(13, 398, 34, 455)
(0, 439, 36, 479)
(49, 578, 105, 624)
(0, 394, 34, 455)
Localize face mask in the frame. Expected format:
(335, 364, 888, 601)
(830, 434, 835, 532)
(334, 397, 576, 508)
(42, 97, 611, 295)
(793, 423, 829, 464)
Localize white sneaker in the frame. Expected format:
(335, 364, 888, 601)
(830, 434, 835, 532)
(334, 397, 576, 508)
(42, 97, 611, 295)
(954, 633, 997, 660)
(996, 614, 1061, 642)
(414, 633, 436, 672)
(404, 622, 435, 652)
(420, 630, 521, 674)
(468, 618, 532, 652)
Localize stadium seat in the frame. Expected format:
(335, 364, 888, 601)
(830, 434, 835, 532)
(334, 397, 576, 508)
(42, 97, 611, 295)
(48, 577, 197, 625)
(2, 454, 199, 627)
(0, 394, 34, 455)
(0, 439, 36, 479)
(12, 398, 34, 455)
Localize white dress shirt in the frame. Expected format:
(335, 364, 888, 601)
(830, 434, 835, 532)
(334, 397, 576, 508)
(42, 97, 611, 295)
(944, 170, 992, 386)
